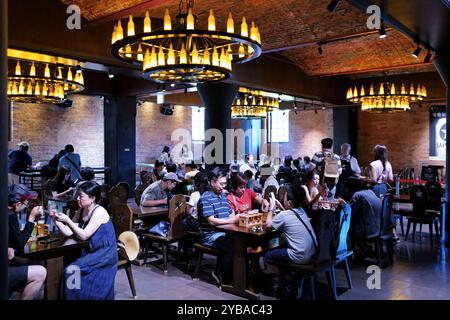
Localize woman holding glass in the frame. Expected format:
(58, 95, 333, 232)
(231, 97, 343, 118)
(50, 181, 117, 300)
(227, 172, 269, 214)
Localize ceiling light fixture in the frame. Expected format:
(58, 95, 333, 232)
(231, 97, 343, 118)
(111, 0, 262, 84)
(346, 82, 427, 112)
(379, 23, 387, 39)
(7, 58, 84, 104)
(108, 68, 114, 78)
(231, 91, 280, 119)
(424, 50, 432, 63)
(327, 0, 341, 12)
(412, 46, 422, 58)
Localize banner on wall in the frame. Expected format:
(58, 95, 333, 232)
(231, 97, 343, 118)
(429, 106, 446, 161)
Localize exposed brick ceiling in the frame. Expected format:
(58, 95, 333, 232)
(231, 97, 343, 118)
(60, 0, 434, 77)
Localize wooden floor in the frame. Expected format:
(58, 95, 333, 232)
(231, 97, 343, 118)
(114, 221, 450, 300)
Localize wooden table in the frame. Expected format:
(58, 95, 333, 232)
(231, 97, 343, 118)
(17, 235, 89, 300)
(215, 223, 280, 300)
(393, 194, 412, 204)
(130, 204, 168, 218)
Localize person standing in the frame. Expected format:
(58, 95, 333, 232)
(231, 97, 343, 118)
(336, 143, 361, 197)
(8, 141, 32, 186)
(58, 144, 82, 184)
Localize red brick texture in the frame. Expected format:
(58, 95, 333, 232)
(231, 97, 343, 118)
(357, 103, 445, 175)
(8, 94, 104, 167)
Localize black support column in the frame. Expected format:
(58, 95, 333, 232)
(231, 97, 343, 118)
(197, 83, 238, 170)
(0, 0, 8, 299)
(104, 95, 137, 190)
(333, 107, 358, 156)
(434, 54, 450, 246)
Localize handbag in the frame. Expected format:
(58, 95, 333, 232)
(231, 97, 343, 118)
(148, 221, 170, 237)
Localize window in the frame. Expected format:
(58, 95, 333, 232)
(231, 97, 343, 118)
(192, 106, 205, 141)
(268, 109, 289, 142)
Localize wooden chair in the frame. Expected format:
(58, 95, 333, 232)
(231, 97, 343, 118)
(192, 243, 224, 284)
(134, 182, 150, 206)
(117, 231, 140, 299)
(366, 192, 395, 267)
(264, 185, 277, 201)
(405, 185, 440, 245)
(140, 171, 152, 185)
(142, 195, 187, 272)
(111, 203, 134, 238)
(277, 185, 287, 202)
(108, 183, 129, 207)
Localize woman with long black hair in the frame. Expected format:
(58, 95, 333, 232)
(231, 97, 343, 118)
(50, 181, 117, 300)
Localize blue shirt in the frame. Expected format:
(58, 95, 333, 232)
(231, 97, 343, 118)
(198, 191, 232, 246)
(8, 150, 32, 174)
(58, 152, 82, 183)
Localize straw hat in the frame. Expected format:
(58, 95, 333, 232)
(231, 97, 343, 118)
(117, 231, 140, 261)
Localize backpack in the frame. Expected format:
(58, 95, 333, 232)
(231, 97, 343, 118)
(319, 152, 340, 186)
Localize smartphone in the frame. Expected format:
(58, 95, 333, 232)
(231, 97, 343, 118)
(270, 192, 276, 202)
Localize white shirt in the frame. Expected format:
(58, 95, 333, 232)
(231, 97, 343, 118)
(263, 175, 280, 194)
(370, 160, 393, 183)
(187, 191, 201, 219)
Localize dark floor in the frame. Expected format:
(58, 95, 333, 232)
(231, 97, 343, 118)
(115, 221, 450, 300)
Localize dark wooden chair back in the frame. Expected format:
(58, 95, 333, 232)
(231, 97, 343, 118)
(277, 185, 287, 202)
(167, 194, 187, 241)
(264, 185, 277, 201)
(409, 184, 428, 217)
(43, 179, 53, 209)
(140, 171, 152, 185)
(111, 203, 133, 238)
(116, 182, 130, 199)
(425, 181, 443, 212)
(108, 183, 129, 206)
(135, 182, 150, 206)
(380, 192, 394, 234)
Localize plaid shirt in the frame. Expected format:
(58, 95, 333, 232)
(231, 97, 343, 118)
(310, 150, 342, 174)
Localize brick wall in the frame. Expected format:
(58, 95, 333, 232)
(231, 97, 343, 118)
(357, 103, 445, 174)
(277, 109, 334, 160)
(8, 94, 104, 167)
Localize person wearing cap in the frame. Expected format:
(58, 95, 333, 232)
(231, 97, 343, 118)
(140, 172, 181, 207)
(58, 144, 82, 184)
(8, 184, 43, 251)
(8, 141, 32, 186)
(260, 164, 280, 194)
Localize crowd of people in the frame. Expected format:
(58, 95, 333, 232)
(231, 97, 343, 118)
(6, 138, 396, 299)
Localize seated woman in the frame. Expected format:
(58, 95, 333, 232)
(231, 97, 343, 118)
(227, 172, 269, 214)
(50, 166, 75, 198)
(183, 172, 208, 232)
(50, 181, 117, 300)
(300, 170, 329, 215)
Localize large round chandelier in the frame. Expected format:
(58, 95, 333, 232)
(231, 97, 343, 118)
(111, 0, 262, 84)
(346, 82, 427, 112)
(231, 92, 280, 119)
(7, 59, 85, 104)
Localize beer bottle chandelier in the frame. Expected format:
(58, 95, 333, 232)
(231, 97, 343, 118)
(346, 82, 427, 112)
(7, 59, 85, 104)
(231, 92, 280, 119)
(111, 0, 262, 84)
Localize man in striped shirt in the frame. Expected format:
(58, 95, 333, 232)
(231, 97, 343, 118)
(310, 138, 342, 198)
(198, 167, 240, 284)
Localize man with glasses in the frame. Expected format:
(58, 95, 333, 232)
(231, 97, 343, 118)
(140, 172, 181, 207)
(198, 167, 240, 285)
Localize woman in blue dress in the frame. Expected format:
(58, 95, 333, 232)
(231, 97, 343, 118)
(50, 181, 117, 300)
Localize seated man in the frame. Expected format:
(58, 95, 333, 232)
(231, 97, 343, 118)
(342, 177, 382, 258)
(184, 162, 200, 183)
(8, 184, 43, 251)
(264, 183, 318, 265)
(198, 167, 240, 284)
(8, 247, 47, 300)
(140, 172, 181, 207)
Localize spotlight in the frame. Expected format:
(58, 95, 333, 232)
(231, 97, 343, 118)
(294, 110, 298, 115)
(327, 0, 340, 12)
(424, 50, 432, 63)
(318, 46, 323, 55)
(278, 97, 282, 102)
(162, 85, 166, 92)
(76, 64, 82, 73)
(379, 24, 387, 39)
(107, 69, 114, 79)
(170, 83, 175, 87)
(412, 46, 422, 58)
